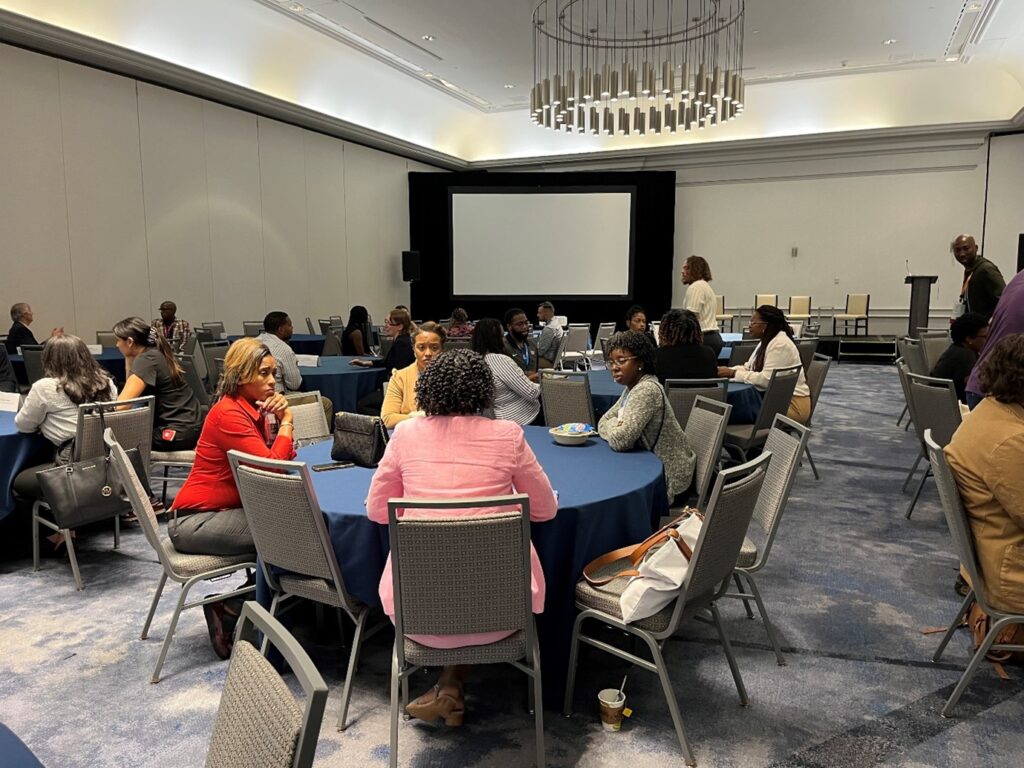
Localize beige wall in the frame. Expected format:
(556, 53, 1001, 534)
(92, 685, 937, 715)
(0, 43, 436, 339)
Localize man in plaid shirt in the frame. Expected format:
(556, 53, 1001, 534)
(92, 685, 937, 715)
(151, 300, 191, 354)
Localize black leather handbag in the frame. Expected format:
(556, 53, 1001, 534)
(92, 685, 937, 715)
(36, 446, 147, 530)
(330, 412, 389, 467)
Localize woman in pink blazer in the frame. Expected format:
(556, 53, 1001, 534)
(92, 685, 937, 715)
(366, 348, 558, 726)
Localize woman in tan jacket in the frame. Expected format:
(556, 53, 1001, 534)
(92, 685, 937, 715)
(945, 333, 1024, 613)
(380, 322, 446, 428)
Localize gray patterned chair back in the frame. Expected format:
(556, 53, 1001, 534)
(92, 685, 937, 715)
(540, 370, 595, 427)
(75, 396, 154, 465)
(243, 321, 263, 338)
(202, 322, 226, 337)
(379, 336, 394, 361)
(896, 337, 928, 376)
(177, 354, 211, 407)
(21, 345, 45, 385)
(96, 331, 118, 347)
(290, 401, 330, 446)
(563, 324, 591, 355)
(727, 340, 759, 366)
(106, 430, 165, 558)
(321, 330, 342, 357)
(747, 416, 809, 565)
(194, 327, 214, 345)
(919, 331, 950, 373)
(200, 340, 230, 389)
(684, 396, 732, 510)
(317, 319, 332, 336)
(753, 365, 801, 433)
(552, 332, 571, 369)
(182, 334, 198, 356)
(678, 453, 771, 614)
(665, 378, 728, 430)
(906, 372, 961, 447)
(805, 354, 831, 424)
(796, 339, 818, 371)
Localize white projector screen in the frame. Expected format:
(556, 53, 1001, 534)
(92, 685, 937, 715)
(450, 190, 633, 297)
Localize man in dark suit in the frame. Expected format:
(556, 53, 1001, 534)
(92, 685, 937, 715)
(5, 303, 61, 355)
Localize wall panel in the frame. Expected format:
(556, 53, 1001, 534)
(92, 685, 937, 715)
(304, 131, 349, 324)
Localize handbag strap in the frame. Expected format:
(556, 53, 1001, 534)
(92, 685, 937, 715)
(583, 509, 698, 586)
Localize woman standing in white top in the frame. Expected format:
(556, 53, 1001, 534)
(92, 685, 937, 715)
(471, 318, 541, 425)
(718, 305, 812, 423)
(681, 255, 724, 357)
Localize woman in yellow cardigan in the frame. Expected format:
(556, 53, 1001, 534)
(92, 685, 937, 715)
(381, 322, 446, 428)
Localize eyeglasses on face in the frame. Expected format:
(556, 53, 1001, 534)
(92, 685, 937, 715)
(609, 356, 638, 368)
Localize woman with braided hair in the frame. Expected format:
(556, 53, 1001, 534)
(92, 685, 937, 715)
(655, 309, 718, 383)
(114, 316, 202, 450)
(717, 305, 811, 423)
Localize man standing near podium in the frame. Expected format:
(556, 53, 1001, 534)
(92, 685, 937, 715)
(952, 234, 1005, 320)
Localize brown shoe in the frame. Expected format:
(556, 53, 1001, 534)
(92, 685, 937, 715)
(405, 682, 465, 726)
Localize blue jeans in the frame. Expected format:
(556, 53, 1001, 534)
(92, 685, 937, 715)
(966, 391, 984, 410)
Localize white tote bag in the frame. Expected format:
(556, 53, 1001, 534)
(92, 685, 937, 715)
(583, 511, 704, 624)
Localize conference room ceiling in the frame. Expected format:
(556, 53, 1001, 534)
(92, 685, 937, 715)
(1, 0, 1023, 164)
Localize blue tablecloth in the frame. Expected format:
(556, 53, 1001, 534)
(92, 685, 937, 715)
(257, 424, 667, 706)
(0, 723, 44, 768)
(10, 348, 126, 385)
(587, 369, 762, 424)
(298, 356, 387, 413)
(228, 334, 325, 356)
(0, 413, 53, 522)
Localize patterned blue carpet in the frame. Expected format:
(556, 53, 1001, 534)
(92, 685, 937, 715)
(1, 363, 1022, 767)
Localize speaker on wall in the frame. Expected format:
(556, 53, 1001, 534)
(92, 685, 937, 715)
(402, 251, 421, 282)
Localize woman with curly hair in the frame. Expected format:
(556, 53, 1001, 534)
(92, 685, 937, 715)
(680, 255, 724, 356)
(946, 334, 1024, 613)
(655, 309, 718, 383)
(599, 330, 695, 500)
(472, 317, 541, 425)
(366, 348, 557, 725)
(718, 304, 811, 423)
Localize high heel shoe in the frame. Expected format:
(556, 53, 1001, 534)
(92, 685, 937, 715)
(405, 682, 465, 726)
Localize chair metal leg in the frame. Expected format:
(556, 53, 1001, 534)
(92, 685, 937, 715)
(337, 610, 368, 731)
(65, 529, 84, 591)
(711, 603, 748, 705)
(902, 451, 924, 493)
(261, 593, 282, 657)
(562, 611, 587, 716)
(531, 637, 545, 768)
(32, 502, 41, 571)
(389, 652, 400, 768)
(804, 444, 820, 480)
(905, 466, 931, 519)
(732, 573, 754, 619)
(141, 572, 169, 640)
(896, 404, 908, 427)
(641, 633, 696, 766)
(941, 616, 1022, 717)
(152, 582, 192, 683)
(113, 514, 120, 549)
(933, 591, 973, 663)
(741, 572, 786, 666)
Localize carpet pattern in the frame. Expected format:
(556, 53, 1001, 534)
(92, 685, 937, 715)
(1, 363, 1021, 767)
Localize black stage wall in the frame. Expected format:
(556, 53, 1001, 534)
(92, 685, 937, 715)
(408, 171, 676, 328)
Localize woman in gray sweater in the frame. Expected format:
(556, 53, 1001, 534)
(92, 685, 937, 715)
(598, 330, 696, 501)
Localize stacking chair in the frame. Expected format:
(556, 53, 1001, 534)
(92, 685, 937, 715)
(925, 430, 1024, 716)
(379, 336, 394, 361)
(243, 321, 264, 337)
(20, 345, 46, 385)
(724, 416, 810, 664)
(796, 339, 819, 372)
(201, 321, 226, 339)
(801, 353, 831, 479)
(206, 602, 327, 768)
(305, 316, 316, 335)
(715, 295, 734, 332)
(755, 293, 778, 308)
(833, 294, 870, 336)
(317, 319, 333, 336)
(181, 334, 197, 356)
(329, 315, 344, 325)
(32, 397, 155, 590)
(903, 372, 961, 519)
(684, 396, 732, 510)
(551, 333, 571, 370)
(387, 496, 544, 768)
(228, 451, 384, 731)
(560, 324, 592, 370)
(96, 331, 118, 347)
(789, 321, 804, 338)
(919, 330, 950, 373)
(200, 340, 230, 390)
(727, 340, 759, 367)
(722, 364, 801, 463)
(320, 329, 342, 357)
(539, 370, 595, 427)
(446, 338, 472, 351)
(787, 296, 811, 321)
(290, 396, 331, 446)
(665, 378, 728, 431)
(105, 431, 255, 682)
(582, 322, 616, 367)
(193, 326, 214, 345)
(895, 337, 927, 428)
(565, 453, 772, 765)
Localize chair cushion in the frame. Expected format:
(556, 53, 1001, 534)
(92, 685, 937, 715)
(403, 631, 527, 666)
(278, 574, 345, 608)
(724, 424, 771, 447)
(151, 450, 197, 464)
(834, 314, 866, 320)
(161, 538, 254, 580)
(573, 558, 675, 633)
(735, 535, 758, 568)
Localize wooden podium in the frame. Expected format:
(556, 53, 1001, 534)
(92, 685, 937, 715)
(904, 275, 938, 338)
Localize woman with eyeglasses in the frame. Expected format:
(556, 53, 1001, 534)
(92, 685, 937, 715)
(599, 330, 695, 501)
(717, 305, 811, 423)
(350, 308, 415, 372)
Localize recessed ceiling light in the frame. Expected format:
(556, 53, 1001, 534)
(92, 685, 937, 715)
(945, 55, 959, 62)
(503, 83, 516, 89)
(882, 39, 897, 45)
(966, 2, 982, 10)
(421, 34, 436, 42)
(288, 2, 304, 11)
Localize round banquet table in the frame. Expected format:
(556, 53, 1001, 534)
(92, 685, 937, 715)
(227, 333, 325, 356)
(297, 356, 387, 414)
(256, 424, 668, 707)
(0, 413, 54, 522)
(587, 369, 762, 424)
(10, 348, 126, 386)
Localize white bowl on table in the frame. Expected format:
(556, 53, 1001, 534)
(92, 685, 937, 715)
(549, 423, 595, 447)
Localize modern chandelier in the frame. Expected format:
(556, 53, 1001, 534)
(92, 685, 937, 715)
(531, 0, 745, 135)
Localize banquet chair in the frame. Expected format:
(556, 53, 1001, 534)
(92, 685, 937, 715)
(755, 293, 778, 309)
(724, 415, 809, 665)
(321, 329, 342, 357)
(551, 333, 571, 370)
(201, 321, 226, 338)
(446, 338, 472, 351)
(895, 337, 927, 428)
(105, 430, 255, 681)
(925, 431, 1024, 717)
(540, 369, 595, 427)
(727, 340, 759, 366)
(664, 378, 728, 431)
(796, 339, 818, 372)
(582, 322, 616, 367)
(903, 372, 961, 519)
(243, 321, 263, 337)
(200, 340, 230, 390)
(228, 451, 385, 731)
(21, 345, 45, 386)
(206, 602, 327, 768)
(181, 334, 197, 356)
(31, 397, 155, 590)
(715, 295, 734, 332)
(565, 453, 771, 765)
(801, 353, 831, 479)
(290, 397, 331, 447)
(832, 294, 870, 336)
(387, 496, 544, 768)
(787, 296, 812, 321)
(379, 336, 394, 361)
(329, 315, 344, 325)
(684, 396, 733, 510)
(919, 330, 951, 373)
(318, 319, 333, 336)
(96, 331, 118, 347)
(560, 324, 592, 370)
(722, 365, 801, 463)
(305, 316, 316, 335)
(193, 326, 214, 346)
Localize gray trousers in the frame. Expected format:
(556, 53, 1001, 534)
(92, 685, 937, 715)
(169, 508, 255, 556)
